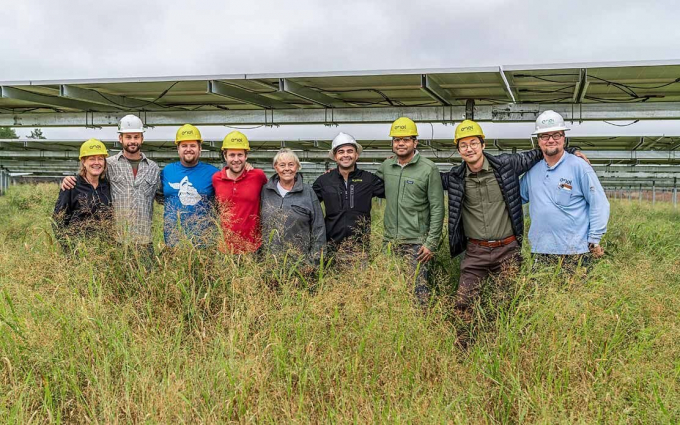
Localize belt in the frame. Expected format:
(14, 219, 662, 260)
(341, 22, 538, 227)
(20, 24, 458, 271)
(468, 235, 516, 248)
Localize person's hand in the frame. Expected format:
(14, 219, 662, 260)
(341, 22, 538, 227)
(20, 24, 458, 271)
(416, 245, 434, 263)
(244, 162, 254, 171)
(61, 176, 77, 190)
(589, 243, 604, 258)
(574, 151, 591, 165)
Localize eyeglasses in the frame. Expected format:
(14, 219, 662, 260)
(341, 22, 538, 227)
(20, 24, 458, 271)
(458, 141, 481, 150)
(392, 137, 415, 143)
(537, 132, 565, 141)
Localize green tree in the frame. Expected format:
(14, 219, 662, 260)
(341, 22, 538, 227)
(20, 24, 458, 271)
(0, 127, 18, 139)
(27, 128, 46, 139)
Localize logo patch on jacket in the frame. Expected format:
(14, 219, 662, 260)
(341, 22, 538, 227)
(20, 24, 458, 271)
(406, 180, 414, 184)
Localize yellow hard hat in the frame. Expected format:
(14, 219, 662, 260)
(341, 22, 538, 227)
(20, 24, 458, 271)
(221, 131, 250, 151)
(79, 138, 108, 160)
(454, 120, 485, 144)
(175, 124, 203, 145)
(389, 117, 418, 137)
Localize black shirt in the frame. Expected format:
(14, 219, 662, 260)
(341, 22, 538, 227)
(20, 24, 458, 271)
(312, 167, 385, 248)
(53, 175, 113, 247)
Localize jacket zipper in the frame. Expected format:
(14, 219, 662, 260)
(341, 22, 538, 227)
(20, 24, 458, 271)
(396, 166, 404, 238)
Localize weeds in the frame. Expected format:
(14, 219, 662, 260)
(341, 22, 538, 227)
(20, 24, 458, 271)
(0, 184, 678, 423)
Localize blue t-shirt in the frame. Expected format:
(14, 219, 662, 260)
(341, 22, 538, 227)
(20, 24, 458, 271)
(520, 152, 610, 255)
(161, 161, 220, 247)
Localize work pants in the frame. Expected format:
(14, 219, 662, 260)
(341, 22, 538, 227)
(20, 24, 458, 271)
(457, 240, 521, 311)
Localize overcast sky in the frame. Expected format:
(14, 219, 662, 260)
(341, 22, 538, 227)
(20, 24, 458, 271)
(3, 0, 680, 140)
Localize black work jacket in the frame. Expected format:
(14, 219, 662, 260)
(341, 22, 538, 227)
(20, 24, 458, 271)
(312, 168, 385, 247)
(53, 175, 113, 246)
(442, 148, 579, 257)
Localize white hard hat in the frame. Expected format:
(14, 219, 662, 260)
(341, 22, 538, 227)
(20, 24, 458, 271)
(118, 114, 146, 134)
(329, 132, 362, 160)
(532, 110, 570, 135)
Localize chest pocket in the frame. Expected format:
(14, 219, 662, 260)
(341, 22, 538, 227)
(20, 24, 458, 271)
(290, 204, 312, 221)
(555, 186, 573, 206)
(401, 178, 426, 203)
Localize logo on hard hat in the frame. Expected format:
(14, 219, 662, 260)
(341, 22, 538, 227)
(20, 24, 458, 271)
(90, 145, 98, 149)
(541, 118, 555, 125)
(232, 138, 243, 143)
(460, 125, 474, 132)
(181, 130, 195, 136)
(394, 125, 407, 130)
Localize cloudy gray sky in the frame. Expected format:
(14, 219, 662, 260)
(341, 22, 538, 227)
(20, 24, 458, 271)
(2, 0, 680, 140)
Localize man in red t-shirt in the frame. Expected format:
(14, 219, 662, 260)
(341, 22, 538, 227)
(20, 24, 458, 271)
(212, 131, 267, 253)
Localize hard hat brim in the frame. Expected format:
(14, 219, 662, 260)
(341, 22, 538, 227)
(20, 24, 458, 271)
(329, 143, 363, 160)
(533, 126, 570, 135)
(118, 129, 146, 134)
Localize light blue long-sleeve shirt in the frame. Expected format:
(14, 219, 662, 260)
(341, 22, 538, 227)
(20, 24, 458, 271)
(520, 152, 610, 254)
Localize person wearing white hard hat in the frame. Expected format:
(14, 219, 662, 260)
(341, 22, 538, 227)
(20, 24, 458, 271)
(312, 132, 385, 257)
(61, 115, 160, 258)
(520, 110, 610, 267)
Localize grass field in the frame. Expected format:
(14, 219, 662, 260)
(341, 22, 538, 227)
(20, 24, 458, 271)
(0, 183, 678, 423)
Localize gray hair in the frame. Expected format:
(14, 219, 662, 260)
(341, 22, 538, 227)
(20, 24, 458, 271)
(272, 148, 301, 170)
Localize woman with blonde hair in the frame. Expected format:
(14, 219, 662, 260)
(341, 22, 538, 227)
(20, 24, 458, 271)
(260, 148, 326, 264)
(53, 139, 113, 249)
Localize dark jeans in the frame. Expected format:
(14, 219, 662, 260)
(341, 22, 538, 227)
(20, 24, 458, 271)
(457, 240, 522, 311)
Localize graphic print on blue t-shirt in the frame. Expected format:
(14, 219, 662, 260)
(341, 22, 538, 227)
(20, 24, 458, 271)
(162, 161, 220, 246)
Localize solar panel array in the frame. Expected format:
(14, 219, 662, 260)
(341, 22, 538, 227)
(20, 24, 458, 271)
(0, 59, 679, 191)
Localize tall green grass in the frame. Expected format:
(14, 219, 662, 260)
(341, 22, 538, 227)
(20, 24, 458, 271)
(0, 184, 678, 423)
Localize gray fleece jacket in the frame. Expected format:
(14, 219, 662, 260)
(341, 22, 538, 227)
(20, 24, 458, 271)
(260, 174, 326, 264)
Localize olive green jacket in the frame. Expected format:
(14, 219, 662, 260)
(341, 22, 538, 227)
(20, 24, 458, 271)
(376, 153, 445, 251)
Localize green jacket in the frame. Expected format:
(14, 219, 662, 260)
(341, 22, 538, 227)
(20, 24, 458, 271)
(376, 153, 445, 251)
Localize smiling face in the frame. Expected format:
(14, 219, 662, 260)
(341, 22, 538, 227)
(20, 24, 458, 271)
(119, 132, 143, 155)
(177, 140, 201, 166)
(223, 149, 248, 175)
(274, 155, 299, 186)
(391, 136, 418, 161)
(537, 131, 566, 158)
(457, 136, 485, 165)
(333, 144, 359, 170)
(82, 155, 106, 179)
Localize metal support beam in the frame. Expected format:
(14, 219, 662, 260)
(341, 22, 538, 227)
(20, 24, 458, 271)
(279, 79, 345, 108)
(420, 75, 459, 106)
(498, 66, 517, 103)
(465, 99, 475, 120)
(1, 86, 117, 112)
(208, 80, 290, 109)
(60, 85, 151, 109)
(8, 101, 680, 127)
(572, 68, 590, 103)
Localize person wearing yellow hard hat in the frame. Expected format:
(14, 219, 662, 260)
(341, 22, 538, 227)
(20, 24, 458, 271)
(441, 119, 590, 319)
(158, 124, 220, 247)
(53, 139, 113, 251)
(375, 117, 445, 306)
(212, 130, 267, 254)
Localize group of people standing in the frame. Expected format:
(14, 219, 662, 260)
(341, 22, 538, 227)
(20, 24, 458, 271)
(53, 110, 610, 311)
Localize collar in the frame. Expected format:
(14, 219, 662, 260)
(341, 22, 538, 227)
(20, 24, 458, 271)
(466, 156, 489, 174)
(219, 167, 250, 182)
(389, 151, 421, 167)
(265, 173, 304, 193)
(113, 151, 147, 162)
(545, 151, 569, 170)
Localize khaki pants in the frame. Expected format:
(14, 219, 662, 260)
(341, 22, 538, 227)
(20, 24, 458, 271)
(457, 240, 521, 311)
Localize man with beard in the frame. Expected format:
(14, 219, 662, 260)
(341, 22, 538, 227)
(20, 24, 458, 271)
(376, 117, 444, 304)
(61, 115, 160, 256)
(156, 124, 219, 247)
(520, 110, 609, 266)
(312, 132, 384, 257)
(212, 131, 267, 253)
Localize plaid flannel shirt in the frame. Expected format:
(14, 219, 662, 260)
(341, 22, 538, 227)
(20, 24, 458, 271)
(106, 152, 160, 244)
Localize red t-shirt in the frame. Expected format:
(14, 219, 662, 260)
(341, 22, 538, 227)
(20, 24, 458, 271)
(212, 168, 268, 253)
